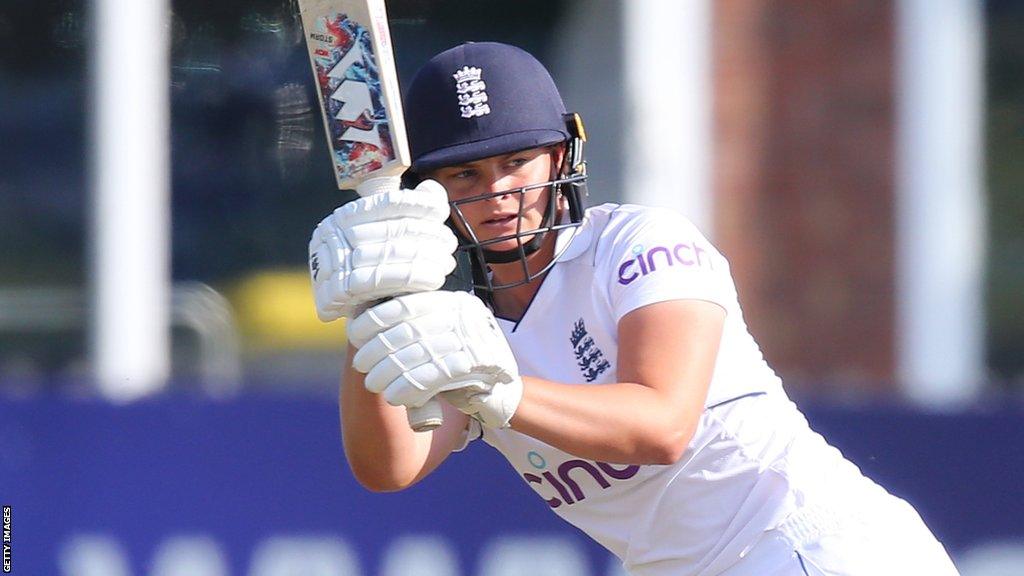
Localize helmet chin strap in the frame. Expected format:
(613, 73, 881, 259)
(479, 184, 559, 265)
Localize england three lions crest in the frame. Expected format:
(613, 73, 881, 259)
(453, 66, 491, 118)
(570, 318, 610, 383)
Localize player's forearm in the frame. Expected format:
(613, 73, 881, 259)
(511, 376, 703, 465)
(340, 344, 473, 491)
(339, 347, 435, 491)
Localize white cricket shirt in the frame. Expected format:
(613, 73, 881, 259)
(462, 204, 903, 575)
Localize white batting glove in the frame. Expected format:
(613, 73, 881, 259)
(347, 291, 523, 428)
(308, 179, 458, 321)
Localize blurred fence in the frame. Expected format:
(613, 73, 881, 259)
(1, 393, 1021, 575)
(0, 283, 242, 394)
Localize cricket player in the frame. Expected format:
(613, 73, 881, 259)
(309, 42, 960, 575)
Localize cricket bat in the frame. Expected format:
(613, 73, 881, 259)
(298, 0, 443, 431)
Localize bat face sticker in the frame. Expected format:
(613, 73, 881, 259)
(307, 13, 395, 181)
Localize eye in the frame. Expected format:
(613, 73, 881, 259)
(507, 157, 530, 169)
(447, 168, 476, 180)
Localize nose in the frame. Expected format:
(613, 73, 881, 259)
(483, 168, 516, 198)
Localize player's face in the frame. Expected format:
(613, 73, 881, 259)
(432, 146, 563, 253)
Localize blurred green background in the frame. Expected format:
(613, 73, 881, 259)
(0, 0, 1021, 395)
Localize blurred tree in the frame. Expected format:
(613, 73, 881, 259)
(1, 0, 1020, 390)
(985, 0, 1024, 385)
(167, 0, 567, 280)
(0, 0, 87, 286)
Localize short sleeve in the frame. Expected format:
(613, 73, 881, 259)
(602, 208, 734, 323)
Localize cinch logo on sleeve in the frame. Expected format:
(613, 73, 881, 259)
(521, 451, 640, 509)
(617, 242, 714, 285)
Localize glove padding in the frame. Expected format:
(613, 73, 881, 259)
(309, 180, 458, 321)
(348, 291, 523, 428)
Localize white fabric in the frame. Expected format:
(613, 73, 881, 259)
(308, 180, 457, 321)
(442, 374, 523, 429)
(461, 204, 957, 575)
(348, 292, 523, 425)
(713, 530, 809, 576)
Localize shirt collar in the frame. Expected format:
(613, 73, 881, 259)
(553, 211, 593, 263)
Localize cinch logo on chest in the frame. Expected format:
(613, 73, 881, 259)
(522, 451, 640, 509)
(571, 318, 610, 382)
(617, 242, 714, 285)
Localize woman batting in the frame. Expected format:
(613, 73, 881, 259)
(308, 42, 960, 576)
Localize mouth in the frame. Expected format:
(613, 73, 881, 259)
(482, 214, 518, 227)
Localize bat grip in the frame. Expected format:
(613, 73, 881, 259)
(355, 175, 402, 198)
(407, 399, 445, 432)
(355, 175, 447, 433)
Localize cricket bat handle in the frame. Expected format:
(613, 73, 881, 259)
(407, 401, 445, 432)
(355, 175, 445, 433)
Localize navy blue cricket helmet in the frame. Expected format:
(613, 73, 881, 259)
(403, 42, 588, 292)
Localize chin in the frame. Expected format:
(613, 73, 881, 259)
(483, 234, 541, 254)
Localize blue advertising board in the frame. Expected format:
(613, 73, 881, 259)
(1, 394, 1021, 575)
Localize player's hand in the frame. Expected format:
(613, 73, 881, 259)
(347, 291, 523, 428)
(308, 180, 458, 321)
